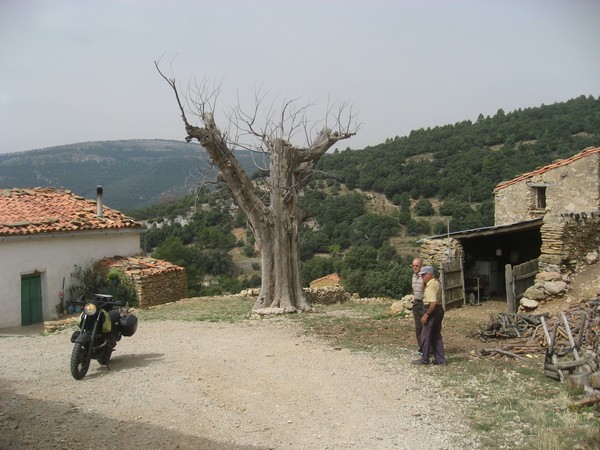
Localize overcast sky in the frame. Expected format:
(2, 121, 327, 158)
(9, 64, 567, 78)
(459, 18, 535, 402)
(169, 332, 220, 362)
(1, 0, 599, 154)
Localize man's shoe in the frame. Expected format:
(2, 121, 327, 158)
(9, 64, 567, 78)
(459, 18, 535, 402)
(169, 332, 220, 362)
(412, 359, 429, 365)
(432, 361, 446, 365)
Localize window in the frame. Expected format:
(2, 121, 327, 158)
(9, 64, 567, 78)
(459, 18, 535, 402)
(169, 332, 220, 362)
(534, 186, 546, 209)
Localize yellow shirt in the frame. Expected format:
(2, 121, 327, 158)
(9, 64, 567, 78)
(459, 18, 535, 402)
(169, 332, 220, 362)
(423, 278, 442, 305)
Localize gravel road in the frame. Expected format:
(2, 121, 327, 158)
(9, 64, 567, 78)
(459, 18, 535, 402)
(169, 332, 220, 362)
(0, 319, 473, 449)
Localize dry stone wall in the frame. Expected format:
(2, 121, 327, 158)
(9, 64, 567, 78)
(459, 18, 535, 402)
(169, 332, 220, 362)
(418, 238, 464, 268)
(540, 216, 600, 269)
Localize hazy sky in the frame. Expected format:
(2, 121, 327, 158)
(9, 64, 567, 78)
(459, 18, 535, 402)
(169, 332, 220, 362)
(1, 0, 599, 154)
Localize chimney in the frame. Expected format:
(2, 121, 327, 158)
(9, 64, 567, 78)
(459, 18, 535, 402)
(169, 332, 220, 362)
(96, 185, 104, 218)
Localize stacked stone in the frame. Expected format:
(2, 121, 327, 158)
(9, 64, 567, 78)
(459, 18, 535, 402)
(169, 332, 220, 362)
(129, 269, 188, 308)
(304, 286, 350, 305)
(418, 238, 464, 267)
(539, 223, 567, 265)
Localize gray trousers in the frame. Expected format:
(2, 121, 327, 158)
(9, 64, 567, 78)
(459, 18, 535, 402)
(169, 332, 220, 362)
(420, 304, 446, 364)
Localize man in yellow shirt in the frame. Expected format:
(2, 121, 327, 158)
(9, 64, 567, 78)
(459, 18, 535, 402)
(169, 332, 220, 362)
(412, 266, 446, 365)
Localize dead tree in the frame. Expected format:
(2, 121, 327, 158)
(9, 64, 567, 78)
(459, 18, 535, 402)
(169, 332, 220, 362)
(156, 62, 356, 313)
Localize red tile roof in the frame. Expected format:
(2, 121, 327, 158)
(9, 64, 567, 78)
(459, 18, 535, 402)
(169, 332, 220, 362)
(310, 273, 341, 285)
(0, 188, 142, 236)
(494, 147, 600, 192)
(95, 255, 185, 277)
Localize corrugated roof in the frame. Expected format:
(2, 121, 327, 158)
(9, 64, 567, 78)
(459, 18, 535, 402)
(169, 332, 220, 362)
(0, 187, 142, 236)
(421, 218, 543, 241)
(494, 147, 600, 192)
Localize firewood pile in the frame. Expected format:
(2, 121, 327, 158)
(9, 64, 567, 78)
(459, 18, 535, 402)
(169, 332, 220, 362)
(471, 296, 600, 408)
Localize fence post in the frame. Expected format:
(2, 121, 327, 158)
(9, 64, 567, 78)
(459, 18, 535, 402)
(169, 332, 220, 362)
(505, 264, 516, 313)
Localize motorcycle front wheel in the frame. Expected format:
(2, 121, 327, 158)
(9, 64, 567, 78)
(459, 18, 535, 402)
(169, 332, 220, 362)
(70, 343, 91, 380)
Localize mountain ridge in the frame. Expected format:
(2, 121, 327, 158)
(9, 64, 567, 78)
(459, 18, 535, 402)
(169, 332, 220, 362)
(0, 139, 257, 210)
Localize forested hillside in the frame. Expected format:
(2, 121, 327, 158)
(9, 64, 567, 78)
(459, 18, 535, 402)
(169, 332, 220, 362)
(130, 95, 600, 298)
(0, 139, 257, 210)
(317, 95, 600, 230)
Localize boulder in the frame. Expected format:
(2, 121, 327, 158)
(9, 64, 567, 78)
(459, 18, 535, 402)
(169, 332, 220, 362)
(520, 297, 540, 310)
(535, 271, 561, 282)
(390, 301, 407, 314)
(585, 251, 598, 265)
(543, 280, 568, 295)
(523, 285, 546, 301)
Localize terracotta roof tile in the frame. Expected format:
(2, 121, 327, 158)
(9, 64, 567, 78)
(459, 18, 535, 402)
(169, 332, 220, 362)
(0, 188, 142, 236)
(494, 147, 600, 192)
(95, 255, 185, 277)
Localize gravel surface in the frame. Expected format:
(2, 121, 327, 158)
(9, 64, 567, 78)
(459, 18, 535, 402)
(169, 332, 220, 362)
(0, 319, 473, 449)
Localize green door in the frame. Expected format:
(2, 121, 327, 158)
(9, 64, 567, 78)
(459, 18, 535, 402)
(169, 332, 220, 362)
(21, 274, 43, 326)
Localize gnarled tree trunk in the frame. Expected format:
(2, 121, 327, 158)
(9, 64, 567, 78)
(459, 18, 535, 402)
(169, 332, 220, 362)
(156, 63, 355, 313)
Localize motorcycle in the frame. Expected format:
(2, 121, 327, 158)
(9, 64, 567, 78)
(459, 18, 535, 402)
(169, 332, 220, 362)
(70, 293, 138, 380)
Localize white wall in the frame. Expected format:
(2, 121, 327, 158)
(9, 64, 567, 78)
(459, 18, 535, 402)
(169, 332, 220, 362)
(0, 230, 141, 328)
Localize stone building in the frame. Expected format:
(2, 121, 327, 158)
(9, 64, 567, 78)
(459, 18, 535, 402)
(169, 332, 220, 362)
(494, 146, 600, 268)
(420, 146, 600, 300)
(0, 187, 143, 327)
(94, 255, 187, 308)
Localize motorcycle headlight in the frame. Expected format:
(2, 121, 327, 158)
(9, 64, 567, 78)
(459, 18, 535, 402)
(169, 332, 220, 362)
(84, 303, 97, 315)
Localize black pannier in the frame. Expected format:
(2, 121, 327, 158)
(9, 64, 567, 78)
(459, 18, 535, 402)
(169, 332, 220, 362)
(119, 313, 138, 337)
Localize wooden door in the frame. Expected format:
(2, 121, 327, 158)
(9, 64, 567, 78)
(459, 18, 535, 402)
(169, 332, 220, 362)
(21, 274, 43, 326)
(440, 258, 465, 310)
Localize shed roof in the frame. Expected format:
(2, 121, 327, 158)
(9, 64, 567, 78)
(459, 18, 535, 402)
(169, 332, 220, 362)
(0, 187, 141, 237)
(494, 146, 600, 192)
(422, 218, 543, 241)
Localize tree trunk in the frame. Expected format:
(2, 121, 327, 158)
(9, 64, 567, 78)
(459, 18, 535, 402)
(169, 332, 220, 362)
(252, 139, 311, 312)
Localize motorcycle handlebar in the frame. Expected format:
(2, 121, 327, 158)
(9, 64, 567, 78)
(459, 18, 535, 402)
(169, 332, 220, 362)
(71, 295, 126, 307)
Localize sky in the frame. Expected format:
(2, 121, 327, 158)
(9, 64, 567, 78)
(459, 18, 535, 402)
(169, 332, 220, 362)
(1, 0, 599, 154)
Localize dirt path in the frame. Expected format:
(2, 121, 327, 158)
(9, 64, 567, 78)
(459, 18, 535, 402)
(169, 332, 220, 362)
(0, 319, 473, 450)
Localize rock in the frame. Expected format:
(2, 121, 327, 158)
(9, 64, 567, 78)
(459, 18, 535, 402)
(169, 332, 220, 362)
(535, 271, 561, 282)
(523, 286, 546, 301)
(390, 302, 403, 314)
(589, 372, 600, 389)
(239, 288, 260, 297)
(543, 280, 568, 295)
(390, 301, 411, 314)
(585, 251, 598, 265)
(520, 297, 539, 310)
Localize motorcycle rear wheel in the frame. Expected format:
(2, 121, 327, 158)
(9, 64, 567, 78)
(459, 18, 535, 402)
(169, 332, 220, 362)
(70, 343, 90, 380)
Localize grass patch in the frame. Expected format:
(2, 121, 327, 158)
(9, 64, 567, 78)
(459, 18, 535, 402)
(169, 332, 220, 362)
(136, 296, 255, 323)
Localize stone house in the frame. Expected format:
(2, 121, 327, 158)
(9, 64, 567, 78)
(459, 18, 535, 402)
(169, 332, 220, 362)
(420, 146, 600, 299)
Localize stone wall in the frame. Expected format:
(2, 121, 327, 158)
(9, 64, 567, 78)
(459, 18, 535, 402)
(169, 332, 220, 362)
(540, 215, 600, 270)
(495, 149, 600, 226)
(130, 269, 188, 308)
(418, 237, 464, 268)
(304, 286, 350, 305)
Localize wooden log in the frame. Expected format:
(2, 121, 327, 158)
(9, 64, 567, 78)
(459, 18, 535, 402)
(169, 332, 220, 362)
(479, 348, 526, 359)
(569, 395, 600, 410)
(545, 360, 588, 371)
(541, 316, 564, 382)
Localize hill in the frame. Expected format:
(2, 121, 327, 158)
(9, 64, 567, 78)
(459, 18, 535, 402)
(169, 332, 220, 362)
(0, 139, 258, 210)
